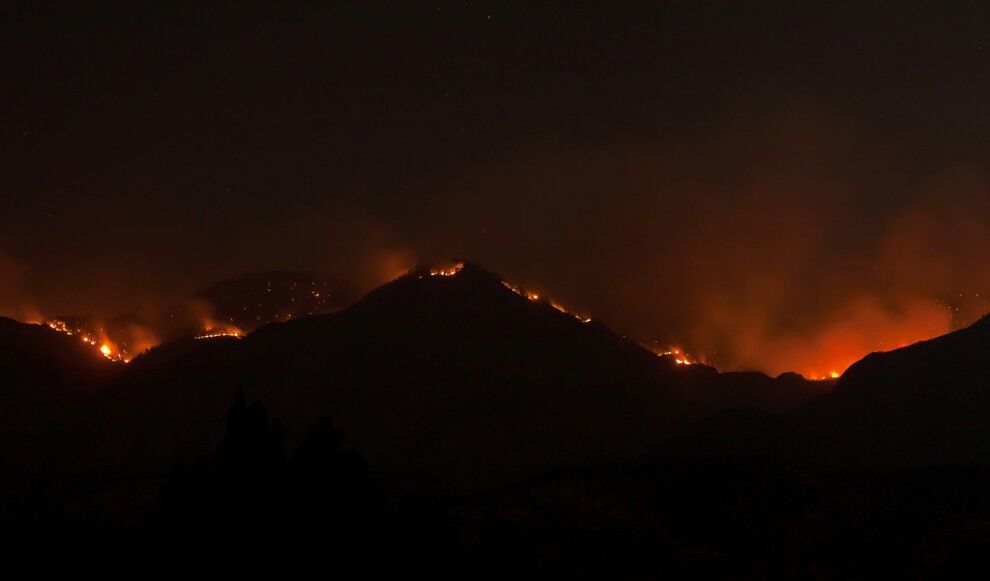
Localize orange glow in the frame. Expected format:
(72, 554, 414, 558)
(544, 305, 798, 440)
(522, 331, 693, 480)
(37, 265, 958, 379)
(195, 327, 244, 340)
(550, 301, 593, 323)
(46, 319, 128, 361)
(199, 318, 244, 340)
(648, 345, 696, 366)
(45, 316, 235, 362)
(428, 262, 465, 277)
(746, 297, 953, 379)
(502, 280, 592, 324)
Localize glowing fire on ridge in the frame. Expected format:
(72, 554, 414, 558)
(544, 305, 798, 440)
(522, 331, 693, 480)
(647, 344, 696, 366)
(45, 317, 245, 363)
(194, 328, 244, 340)
(429, 262, 465, 277)
(195, 318, 245, 341)
(500, 280, 593, 324)
(46, 319, 130, 363)
(44, 261, 931, 378)
(500, 279, 698, 365)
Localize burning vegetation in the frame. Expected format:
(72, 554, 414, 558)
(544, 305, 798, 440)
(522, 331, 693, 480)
(647, 345, 696, 366)
(428, 262, 465, 277)
(39, 272, 350, 363)
(499, 280, 593, 324)
(194, 323, 245, 341)
(423, 263, 703, 368)
(32, 262, 952, 378)
(46, 319, 129, 363)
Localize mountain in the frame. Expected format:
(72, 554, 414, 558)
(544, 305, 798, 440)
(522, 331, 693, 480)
(0, 317, 117, 491)
(44, 270, 358, 361)
(0, 317, 114, 392)
(91, 264, 690, 493)
(7, 265, 990, 574)
(73, 264, 823, 493)
(800, 314, 990, 464)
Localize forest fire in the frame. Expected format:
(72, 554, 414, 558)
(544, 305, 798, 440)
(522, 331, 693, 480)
(500, 280, 592, 323)
(648, 345, 696, 366)
(195, 324, 244, 340)
(45, 316, 244, 362)
(429, 262, 465, 277)
(46, 319, 130, 362)
(36, 261, 958, 379)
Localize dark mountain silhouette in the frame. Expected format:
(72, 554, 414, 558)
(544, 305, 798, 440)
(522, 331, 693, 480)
(71, 263, 825, 495)
(801, 313, 990, 464)
(5, 264, 990, 575)
(0, 317, 117, 494)
(0, 317, 114, 391)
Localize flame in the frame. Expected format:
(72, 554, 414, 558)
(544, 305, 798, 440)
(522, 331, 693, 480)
(501, 280, 592, 324)
(36, 265, 949, 379)
(196, 319, 244, 340)
(46, 319, 130, 362)
(46, 315, 241, 361)
(649, 345, 695, 366)
(428, 262, 465, 277)
(195, 328, 244, 340)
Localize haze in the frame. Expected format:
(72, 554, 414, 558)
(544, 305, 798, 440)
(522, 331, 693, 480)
(3, 3, 990, 376)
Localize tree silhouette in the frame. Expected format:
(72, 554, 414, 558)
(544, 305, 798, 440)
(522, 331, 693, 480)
(141, 388, 459, 573)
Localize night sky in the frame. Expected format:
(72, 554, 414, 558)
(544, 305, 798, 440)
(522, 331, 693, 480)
(4, 2, 990, 375)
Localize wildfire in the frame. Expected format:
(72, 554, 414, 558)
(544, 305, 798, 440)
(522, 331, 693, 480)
(195, 319, 244, 340)
(46, 319, 130, 362)
(429, 262, 465, 277)
(45, 316, 244, 361)
(195, 328, 244, 340)
(501, 281, 593, 324)
(805, 370, 842, 381)
(649, 345, 695, 366)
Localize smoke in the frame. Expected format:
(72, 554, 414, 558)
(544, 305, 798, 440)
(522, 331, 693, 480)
(247, 196, 419, 292)
(9, 100, 990, 377)
(392, 104, 990, 376)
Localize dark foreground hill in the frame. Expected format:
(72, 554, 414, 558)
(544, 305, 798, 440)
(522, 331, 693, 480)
(0, 317, 117, 492)
(445, 456, 990, 578)
(800, 313, 990, 464)
(0, 317, 113, 392)
(5, 265, 990, 575)
(11, 395, 990, 578)
(7, 262, 990, 494)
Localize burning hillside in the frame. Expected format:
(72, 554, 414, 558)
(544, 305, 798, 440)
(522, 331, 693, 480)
(24, 261, 962, 380)
(45, 318, 130, 362)
(38, 271, 356, 364)
(426, 262, 700, 368)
